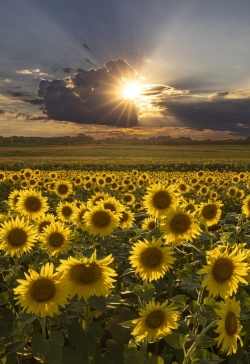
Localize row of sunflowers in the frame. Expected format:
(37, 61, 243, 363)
(0, 168, 250, 363)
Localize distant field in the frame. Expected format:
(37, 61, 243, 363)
(0, 144, 250, 170)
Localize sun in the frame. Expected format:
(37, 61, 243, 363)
(123, 83, 141, 100)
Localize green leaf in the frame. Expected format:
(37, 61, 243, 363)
(88, 295, 107, 313)
(118, 307, 137, 323)
(0, 308, 15, 338)
(124, 344, 144, 364)
(75, 330, 97, 358)
(197, 335, 217, 348)
(146, 357, 164, 364)
(165, 332, 185, 349)
(228, 349, 250, 364)
(180, 276, 201, 291)
(191, 349, 225, 364)
(109, 321, 131, 344)
(89, 321, 103, 340)
(62, 347, 85, 364)
(105, 339, 124, 364)
(68, 321, 83, 347)
(171, 295, 189, 311)
(6, 340, 28, 353)
(0, 292, 10, 306)
(133, 285, 144, 297)
(220, 232, 232, 243)
(32, 331, 64, 364)
(66, 301, 84, 318)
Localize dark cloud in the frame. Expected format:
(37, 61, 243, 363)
(82, 43, 91, 51)
(23, 98, 44, 105)
(51, 67, 60, 73)
(141, 85, 170, 96)
(62, 67, 73, 74)
(8, 91, 30, 97)
(156, 91, 250, 133)
(35, 59, 139, 128)
(0, 109, 5, 114)
(84, 59, 93, 65)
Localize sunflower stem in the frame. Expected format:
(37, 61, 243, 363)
(192, 286, 205, 334)
(183, 319, 218, 364)
(85, 302, 90, 330)
(14, 254, 19, 275)
(41, 316, 47, 341)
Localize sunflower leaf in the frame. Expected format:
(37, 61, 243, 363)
(88, 295, 107, 313)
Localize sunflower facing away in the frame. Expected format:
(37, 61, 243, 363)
(39, 222, 72, 256)
(14, 262, 69, 317)
(143, 183, 179, 218)
(56, 250, 117, 301)
(132, 300, 180, 342)
(197, 244, 249, 298)
(214, 296, 243, 355)
(160, 207, 201, 246)
(0, 216, 37, 257)
(15, 189, 49, 220)
(129, 237, 176, 282)
(242, 195, 250, 217)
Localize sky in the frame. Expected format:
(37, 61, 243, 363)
(1, 0, 250, 139)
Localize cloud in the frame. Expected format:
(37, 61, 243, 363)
(35, 59, 139, 127)
(62, 67, 73, 74)
(82, 43, 91, 51)
(8, 91, 30, 97)
(84, 59, 93, 65)
(153, 88, 250, 134)
(16, 69, 48, 76)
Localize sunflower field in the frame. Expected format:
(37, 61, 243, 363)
(1, 167, 250, 364)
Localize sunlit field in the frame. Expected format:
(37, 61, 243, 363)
(1, 166, 250, 363)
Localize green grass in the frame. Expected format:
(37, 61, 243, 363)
(1, 144, 250, 170)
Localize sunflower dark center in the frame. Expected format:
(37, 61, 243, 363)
(39, 221, 51, 233)
(92, 211, 111, 228)
(212, 258, 234, 283)
(141, 247, 163, 268)
(62, 206, 73, 217)
(58, 184, 68, 195)
(24, 196, 42, 212)
(170, 214, 191, 234)
(70, 263, 102, 285)
(201, 204, 217, 220)
(148, 221, 156, 230)
(48, 232, 64, 247)
(225, 311, 237, 336)
(30, 278, 56, 302)
(8, 228, 27, 247)
(145, 310, 165, 329)
(120, 212, 129, 223)
(152, 191, 171, 210)
(104, 203, 116, 212)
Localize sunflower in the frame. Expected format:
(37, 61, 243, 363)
(214, 296, 243, 355)
(242, 195, 250, 216)
(122, 193, 135, 205)
(54, 180, 73, 198)
(87, 192, 110, 208)
(129, 237, 176, 282)
(35, 213, 56, 235)
(8, 189, 21, 210)
(16, 189, 49, 220)
(198, 199, 223, 227)
(14, 263, 69, 317)
(83, 204, 119, 237)
(197, 244, 249, 298)
(160, 207, 201, 246)
(0, 216, 37, 257)
(56, 201, 76, 222)
(132, 300, 180, 342)
(56, 250, 117, 301)
(0, 171, 6, 182)
(143, 183, 179, 218)
(72, 204, 89, 229)
(141, 217, 157, 231)
(39, 222, 72, 256)
(119, 209, 135, 229)
(98, 196, 124, 216)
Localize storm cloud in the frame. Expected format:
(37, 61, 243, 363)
(35, 59, 139, 128)
(155, 89, 250, 134)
